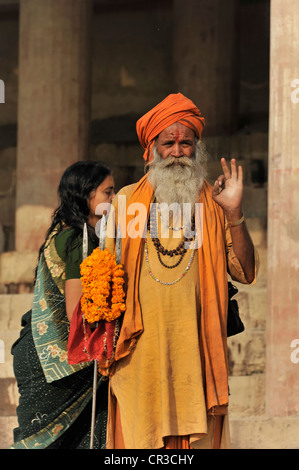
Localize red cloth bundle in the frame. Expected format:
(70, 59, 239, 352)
(67, 298, 118, 374)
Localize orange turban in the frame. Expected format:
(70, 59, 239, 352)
(136, 92, 205, 163)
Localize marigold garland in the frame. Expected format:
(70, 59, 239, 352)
(80, 247, 126, 323)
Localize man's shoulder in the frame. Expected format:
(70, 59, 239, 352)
(203, 179, 213, 191)
(116, 182, 138, 198)
(111, 183, 139, 212)
(199, 179, 213, 199)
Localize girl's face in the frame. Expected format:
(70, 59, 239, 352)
(88, 175, 115, 228)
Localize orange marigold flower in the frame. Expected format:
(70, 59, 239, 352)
(80, 248, 126, 323)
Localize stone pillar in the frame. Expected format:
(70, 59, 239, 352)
(16, 0, 92, 252)
(172, 0, 239, 136)
(267, 0, 299, 416)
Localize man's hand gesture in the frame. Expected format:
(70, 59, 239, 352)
(212, 158, 243, 218)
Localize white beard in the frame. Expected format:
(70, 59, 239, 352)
(147, 140, 207, 214)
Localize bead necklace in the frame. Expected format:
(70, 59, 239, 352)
(156, 249, 185, 269)
(144, 232, 197, 286)
(158, 206, 185, 231)
(147, 204, 195, 269)
(156, 203, 195, 233)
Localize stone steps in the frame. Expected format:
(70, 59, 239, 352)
(230, 416, 299, 449)
(0, 378, 19, 448)
(0, 416, 18, 449)
(0, 293, 33, 449)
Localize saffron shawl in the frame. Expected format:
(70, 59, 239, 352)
(107, 175, 229, 415)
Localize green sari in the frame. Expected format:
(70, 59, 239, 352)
(10, 230, 108, 449)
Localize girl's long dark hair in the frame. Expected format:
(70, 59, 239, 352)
(36, 160, 112, 271)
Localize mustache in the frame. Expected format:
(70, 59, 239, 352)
(158, 155, 195, 168)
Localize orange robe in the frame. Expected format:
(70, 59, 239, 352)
(105, 177, 258, 449)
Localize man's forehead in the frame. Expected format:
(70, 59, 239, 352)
(158, 122, 195, 141)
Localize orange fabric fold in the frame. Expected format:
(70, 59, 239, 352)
(113, 174, 152, 361)
(164, 436, 190, 450)
(136, 93, 205, 162)
(111, 175, 229, 415)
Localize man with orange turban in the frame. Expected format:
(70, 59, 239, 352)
(105, 93, 258, 449)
